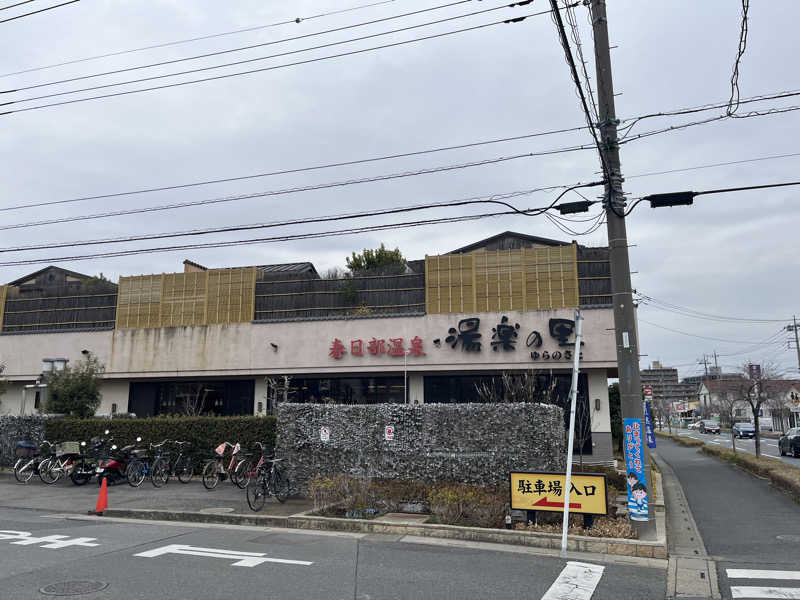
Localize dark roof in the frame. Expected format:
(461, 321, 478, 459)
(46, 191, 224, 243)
(448, 231, 572, 254)
(183, 259, 208, 271)
(257, 262, 318, 275)
(7, 265, 97, 287)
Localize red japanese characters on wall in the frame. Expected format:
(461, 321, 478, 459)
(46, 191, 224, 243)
(329, 336, 425, 359)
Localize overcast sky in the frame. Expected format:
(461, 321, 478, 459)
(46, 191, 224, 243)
(1, 0, 798, 380)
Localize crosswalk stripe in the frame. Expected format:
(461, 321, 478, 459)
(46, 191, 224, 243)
(540, 561, 604, 600)
(728, 570, 800, 580)
(730, 586, 800, 598)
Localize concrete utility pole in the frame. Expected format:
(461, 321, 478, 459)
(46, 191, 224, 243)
(590, 0, 653, 533)
(791, 316, 800, 373)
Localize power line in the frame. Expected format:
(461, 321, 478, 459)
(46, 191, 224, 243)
(0, 0, 396, 78)
(548, 0, 609, 182)
(626, 151, 800, 180)
(0, 144, 598, 231)
(0, 0, 77, 24)
(727, 0, 750, 116)
(2, 0, 476, 93)
(0, 125, 590, 213)
(562, 0, 597, 121)
(638, 318, 787, 345)
(0, 183, 602, 253)
(0, 7, 557, 116)
(0, 198, 598, 267)
(636, 293, 789, 323)
(0, 0, 38, 11)
(618, 87, 800, 140)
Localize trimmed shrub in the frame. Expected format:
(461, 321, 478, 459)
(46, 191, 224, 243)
(428, 483, 506, 528)
(44, 416, 276, 466)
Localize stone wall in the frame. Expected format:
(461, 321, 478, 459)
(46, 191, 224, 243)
(275, 403, 565, 492)
(0, 415, 46, 467)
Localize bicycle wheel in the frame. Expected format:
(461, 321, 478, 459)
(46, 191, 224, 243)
(270, 468, 290, 503)
(176, 457, 193, 484)
(14, 458, 35, 484)
(202, 460, 220, 490)
(246, 476, 267, 512)
(151, 458, 169, 488)
(38, 458, 57, 485)
(126, 460, 146, 488)
(234, 458, 253, 489)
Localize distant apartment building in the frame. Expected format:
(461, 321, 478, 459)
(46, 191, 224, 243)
(640, 361, 697, 417)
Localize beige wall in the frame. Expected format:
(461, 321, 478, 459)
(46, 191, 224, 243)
(0, 308, 615, 380)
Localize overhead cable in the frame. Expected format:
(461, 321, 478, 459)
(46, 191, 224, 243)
(0, 124, 590, 213)
(0, 7, 557, 116)
(0, 0, 396, 78)
(0, 0, 77, 24)
(727, 0, 750, 116)
(0, 182, 604, 253)
(0, 144, 597, 231)
(1, 0, 476, 93)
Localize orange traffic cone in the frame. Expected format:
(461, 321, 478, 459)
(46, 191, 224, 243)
(90, 477, 108, 516)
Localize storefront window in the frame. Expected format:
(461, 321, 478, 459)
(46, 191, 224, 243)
(287, 377, 406, 404)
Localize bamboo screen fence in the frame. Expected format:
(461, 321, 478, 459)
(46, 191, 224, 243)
(0, 282, 117, 333)
(425, 246, 582, 314)
(115, 267, 256, 328)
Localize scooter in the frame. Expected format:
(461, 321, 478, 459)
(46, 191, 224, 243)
(96, 436, 144, 486)
(70, 430, 110, 486)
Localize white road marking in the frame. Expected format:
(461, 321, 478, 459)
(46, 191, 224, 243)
(728, 569, 800, 580)
(0, 530, 99, 549)
(540, 561, 604, 600)
(767, 443, 779, 447)
(730, 586, 800, 598)
(710, 442, 721, 445)
(134, 544, 313, 568)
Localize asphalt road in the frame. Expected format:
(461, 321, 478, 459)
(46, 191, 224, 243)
(655, 438, 800, 599)
(0, 505, 666, 600)
(669, 427, 800, 466)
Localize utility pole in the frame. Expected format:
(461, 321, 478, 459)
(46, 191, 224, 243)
(590, 0, 653, 533)
(713, 351, 719, 371)
(700, 354, 709, 377)
(790, 316, 800, 373)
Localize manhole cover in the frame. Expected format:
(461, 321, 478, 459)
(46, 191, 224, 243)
(776, 534, 800, 542)
(40, 581, 109, 596)
(199, 507, 235, 514)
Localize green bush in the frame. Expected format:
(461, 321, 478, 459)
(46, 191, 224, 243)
(428, 483, 506, 528)
(44, 415, 276, 466)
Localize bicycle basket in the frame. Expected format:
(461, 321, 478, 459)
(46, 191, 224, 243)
(15, 441, 37, 458)
(56, 441, 81, 456)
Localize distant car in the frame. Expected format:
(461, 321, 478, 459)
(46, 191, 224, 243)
(779, 427, 800, 458)
(699, 420, 720, 434)
(688, 421, 702, 430)
(732, 423, 755, 439)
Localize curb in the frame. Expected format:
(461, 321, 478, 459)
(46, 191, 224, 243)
(103, 501, 667, 560)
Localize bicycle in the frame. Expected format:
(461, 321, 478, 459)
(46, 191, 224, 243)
(127, 439, 168, 487)
(38, 441, 79, 485)
(151, 440, 194, 486)
(246, 443, 290, 511)
(13, 440, 53, 484)
(202, 441, 244, 490)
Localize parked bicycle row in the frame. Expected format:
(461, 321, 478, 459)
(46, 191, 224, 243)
(11, 432, 290, 512)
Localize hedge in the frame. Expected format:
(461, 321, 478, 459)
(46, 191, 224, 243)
(700, 445, 800, 504)
(44, 416, 276, 467)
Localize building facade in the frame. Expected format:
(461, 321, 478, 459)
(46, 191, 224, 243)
(0, 232, 619, 463)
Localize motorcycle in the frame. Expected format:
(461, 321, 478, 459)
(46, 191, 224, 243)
(96, 436, 144, 486)
(70, 430, 110, 486)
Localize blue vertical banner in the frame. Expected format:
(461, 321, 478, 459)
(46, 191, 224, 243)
(624, 418, 649, 522)
(644, 401, 657, 449)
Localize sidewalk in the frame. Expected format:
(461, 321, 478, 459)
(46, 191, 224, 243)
(655, 437, 800, 600)
(0, 471, 309, 516)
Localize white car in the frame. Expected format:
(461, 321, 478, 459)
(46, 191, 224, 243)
(688, 421, 702, 430)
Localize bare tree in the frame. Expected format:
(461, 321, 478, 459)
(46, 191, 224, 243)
(182, 383, 210, 416)
(474, 371, 559, 404)
(714, 389, 740, 454)
(265, 375, 294, 413)
(728, 362, 785, 458)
